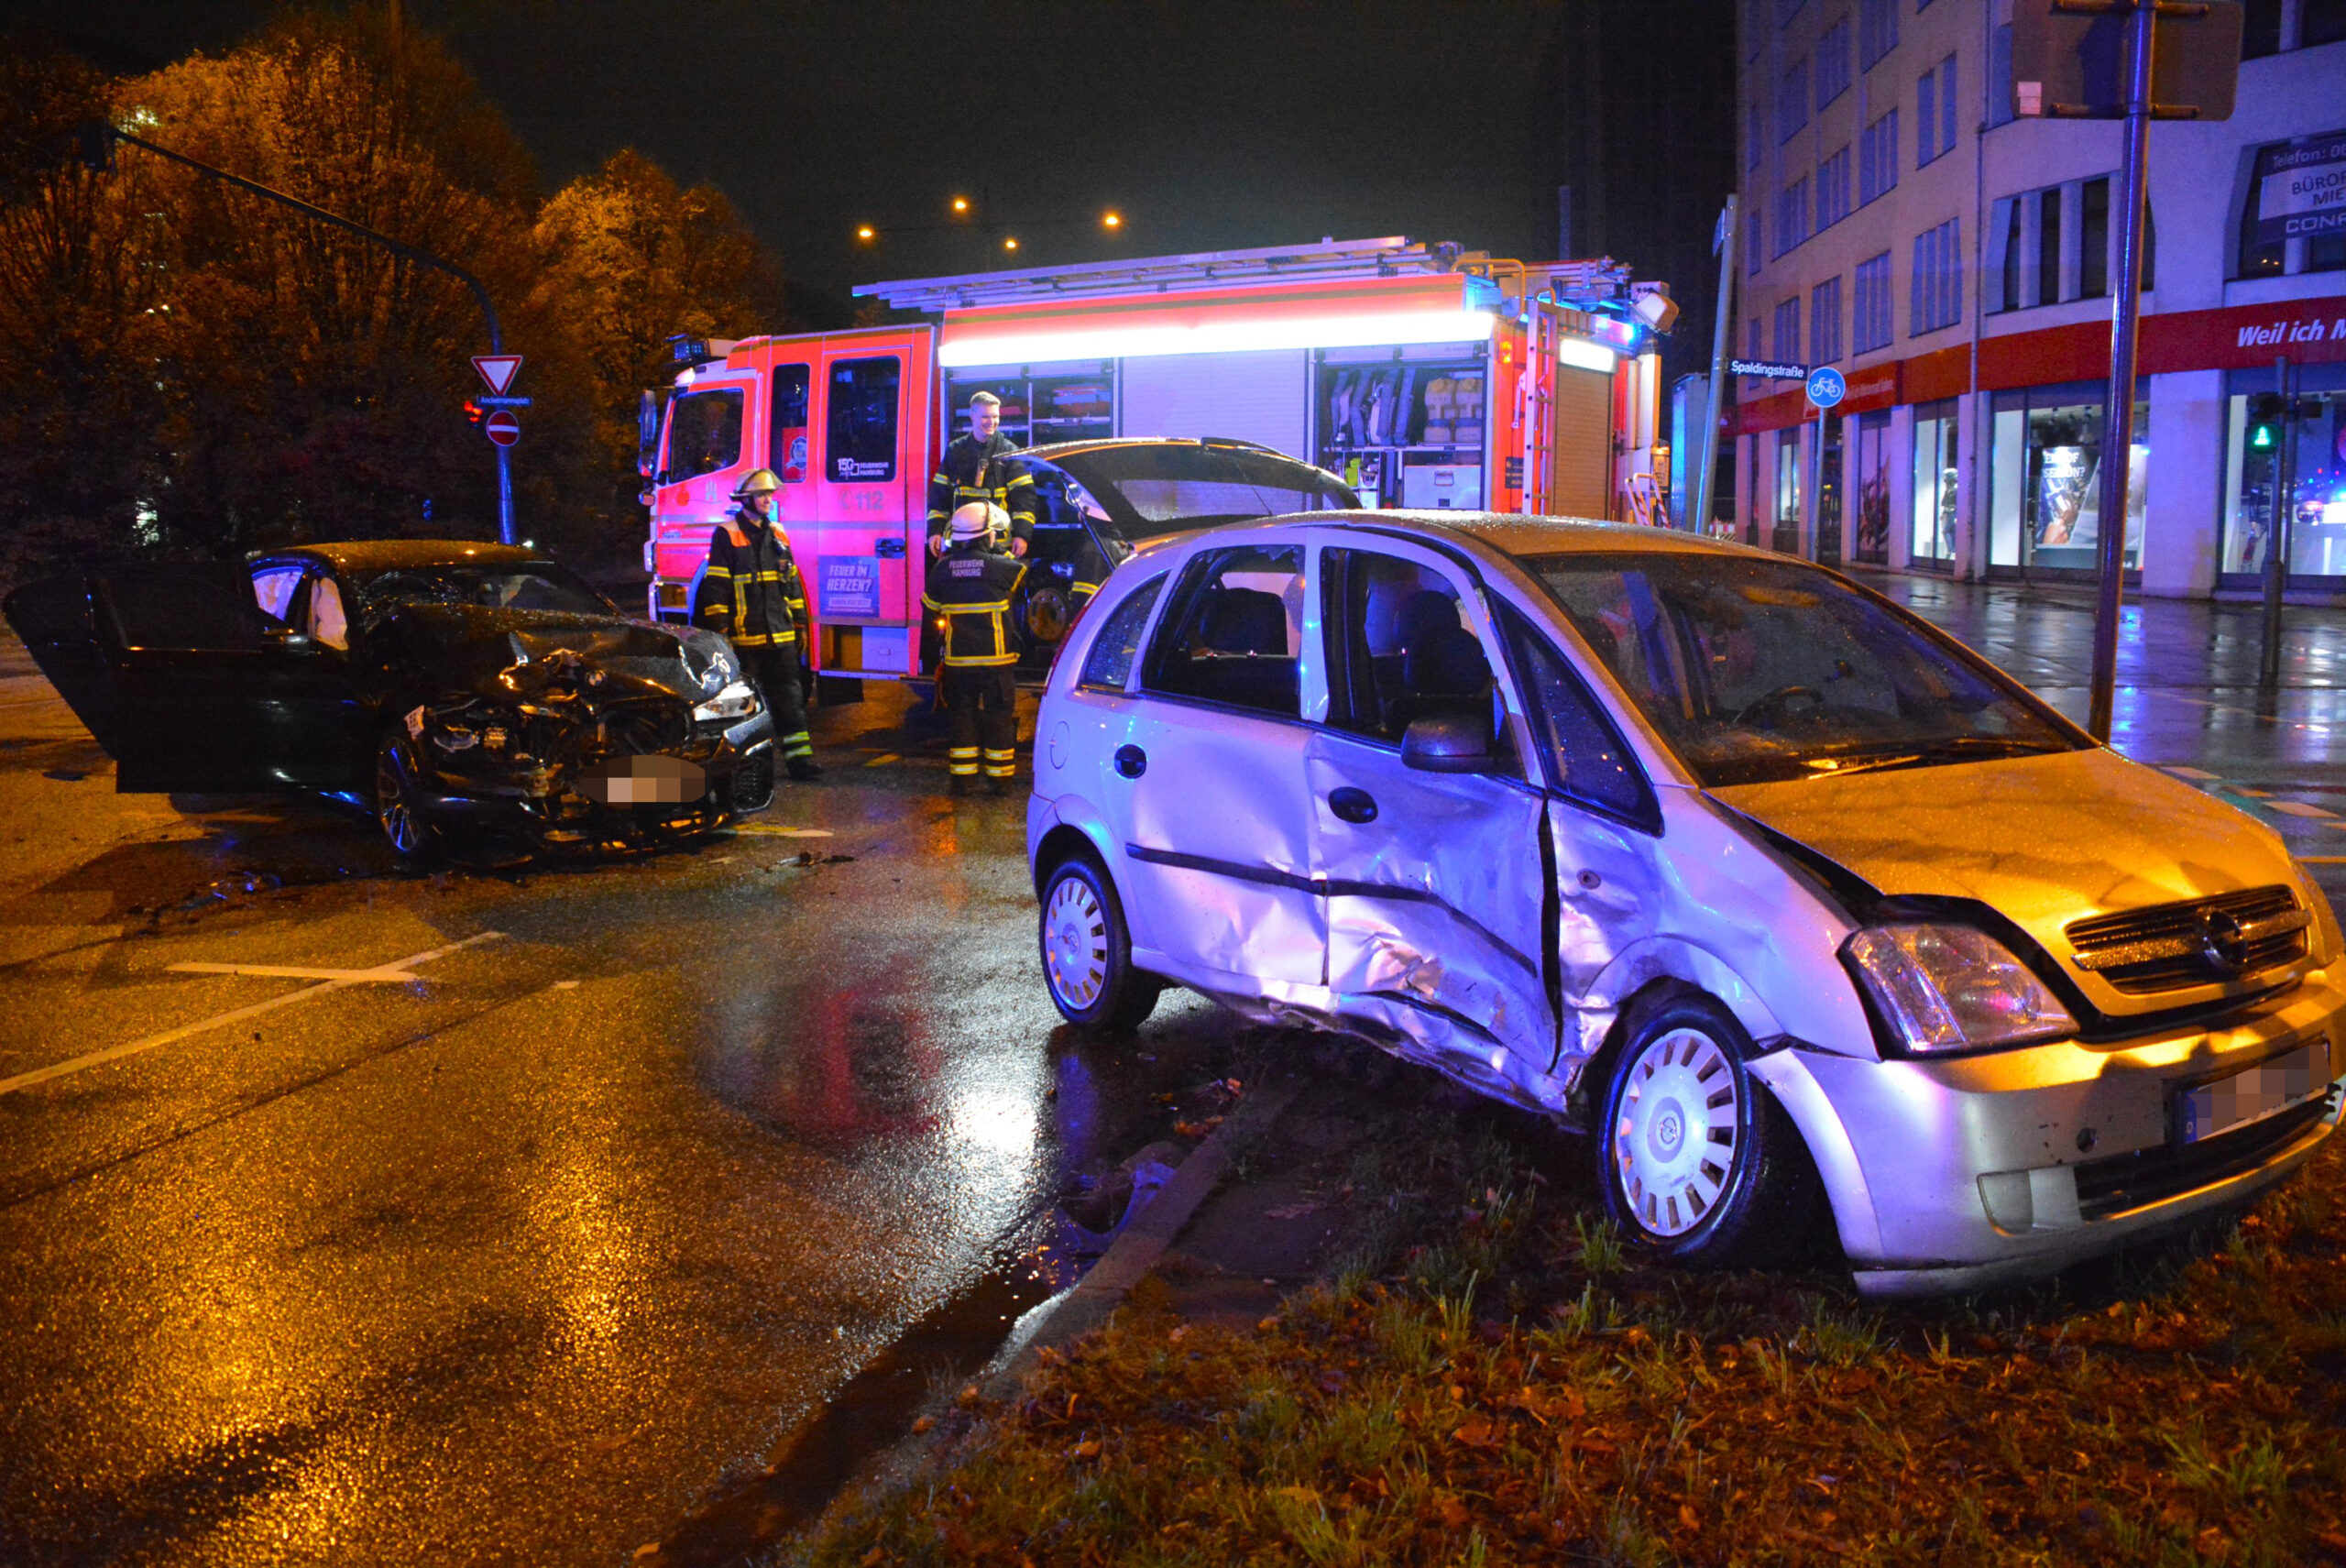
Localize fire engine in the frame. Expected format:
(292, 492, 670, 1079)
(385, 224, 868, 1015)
(638, 236, 1674, 686)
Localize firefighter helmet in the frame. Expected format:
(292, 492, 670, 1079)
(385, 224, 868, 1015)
(731, 467, 783, 499)
(950, 501, 1010, 543)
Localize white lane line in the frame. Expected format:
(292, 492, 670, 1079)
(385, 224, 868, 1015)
(2299, 856, 2346, 864)
(167, 962, 422, 981)
(729, 825, 836, 839)
(0, 931, 502, 1099)
(2163, 766, 2220, 780)
(2268, 801, 2337, 818)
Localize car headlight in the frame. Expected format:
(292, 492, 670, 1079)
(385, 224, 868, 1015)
(1842, 925, 2076, 1054)
(692, 680, 759, 722)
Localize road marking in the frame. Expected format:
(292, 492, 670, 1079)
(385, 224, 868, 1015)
(730, 825, 836, 839)
(2163, 766, 2220, 780)
(2298, 856, 2346, 864)
(863, 753, 901, 768)
(0, 931, 502, 1099)
(167, 962, 423, 981)
(2268, 801, 2336, 818)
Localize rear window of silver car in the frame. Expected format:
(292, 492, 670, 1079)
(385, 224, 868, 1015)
(1524, 553, 2079, 788)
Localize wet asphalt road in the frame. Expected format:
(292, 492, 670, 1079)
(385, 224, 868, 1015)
(3, 572, 2346, 1566)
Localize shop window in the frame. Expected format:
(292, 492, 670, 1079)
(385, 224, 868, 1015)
(1773, 297, 1803, 364)
(768, 364, 810, 483)
(1988, 386, 2148, 574)
(1859, 108, 1900, 205)
(1912, 400, 1959, 564)
(1810, 276, 1843, 365)
(826, 356, 899, 483)
(1818, 17, 1853, 106)
(2220, 379, 2346, 580)
(663, 388, 743, 482)
(1849, 410, 1892, 564)
(1910, 218, 1962, 334)
(1853, 251, 1895, 352)
(2080, 179, 2110, 298)
(1858, 0, 1899, 70)
(1817, 147, 1852, 230)
(1142, 543, 1304, 718)
(2241, 0, 2281, 58)
(1773, 427, 1805, 554)
(1778, 55, 1810, 145)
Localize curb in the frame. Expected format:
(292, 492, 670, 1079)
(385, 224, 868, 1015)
(980, 1076, 1303, 1400)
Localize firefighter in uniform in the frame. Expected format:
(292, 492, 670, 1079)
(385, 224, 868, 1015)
(926, 390, 1036, 559)
(922, 502, 1026, 794)
(691, 468, 823, 781)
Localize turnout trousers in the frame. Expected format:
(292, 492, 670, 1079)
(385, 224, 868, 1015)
(742, 646, 813, 766)
(940, 665, 1018, 779)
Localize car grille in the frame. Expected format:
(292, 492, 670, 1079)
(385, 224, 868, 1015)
(2063, 886, 2308, 995)
(2073, 1096, 2331, 1221)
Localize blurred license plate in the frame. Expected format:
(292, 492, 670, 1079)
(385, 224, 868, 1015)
(2176, 1041, 2327, 1146)
(579, 754, 705, 806)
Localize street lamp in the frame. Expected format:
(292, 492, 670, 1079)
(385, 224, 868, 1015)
(1003, 236, 1018, 252)
(1102, 211, 1122, 229)
(856, 224, 875, 243)
(950, 195, 970, 215)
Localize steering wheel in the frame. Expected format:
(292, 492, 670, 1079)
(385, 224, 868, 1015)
(1731, 684, 1827, 729)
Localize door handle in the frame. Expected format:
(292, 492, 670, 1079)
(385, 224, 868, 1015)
(1114, 744, 1147, 779)
(1328, 785, 1378, 824)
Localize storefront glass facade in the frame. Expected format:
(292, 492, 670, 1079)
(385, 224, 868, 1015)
(2220, 363, 2346, 583)
(1850, 410, 1892, 565)
(1772, 426, 1803, 555)
(1911, 400, 1958, 567)
(1988, 381, 2148, 575)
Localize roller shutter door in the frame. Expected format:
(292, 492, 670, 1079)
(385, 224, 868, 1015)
(1551, 365, 1614, 521)
(1117, 349, 1310, 460)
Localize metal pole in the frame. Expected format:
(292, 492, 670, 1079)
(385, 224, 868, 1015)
(2085, 0, 2155, 742)
(2259, 356, 2290, 689)
(97, 126, 515, 544)
(1693, 196, 1738, 535)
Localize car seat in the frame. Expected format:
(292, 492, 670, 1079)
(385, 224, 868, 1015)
(1388, 621, 1494, 738)
(1188, 585, 1296, 711)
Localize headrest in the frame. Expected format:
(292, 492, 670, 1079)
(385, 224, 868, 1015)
(1404, 623, 1491, 696)
(1396, 588, 1460, 648)
(1199, 587, 1287, 656)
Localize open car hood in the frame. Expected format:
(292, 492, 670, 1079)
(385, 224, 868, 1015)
(385, 604, 729, 700)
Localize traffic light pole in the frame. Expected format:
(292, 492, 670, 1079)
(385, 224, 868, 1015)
(85, 124, 517, 546)
(2084, 0, 2155, 743)
(2258, 356, 2295, 691)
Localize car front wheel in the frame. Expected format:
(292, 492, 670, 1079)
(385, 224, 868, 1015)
(1595, 989, 1820, 1268)
(374, 730, 440, 861)
(1038, 853, 1161, 1031)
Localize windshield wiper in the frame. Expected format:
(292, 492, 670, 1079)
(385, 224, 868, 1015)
(1800, 735, 2067, 778)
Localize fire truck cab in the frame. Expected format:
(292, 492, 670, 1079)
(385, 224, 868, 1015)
(639, 237, 1674, 686)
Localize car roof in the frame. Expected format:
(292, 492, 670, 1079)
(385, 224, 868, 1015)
(1022, 435, 1292, 462)
(247, 540, 552, 574)
(1139, 510, 1773, 565)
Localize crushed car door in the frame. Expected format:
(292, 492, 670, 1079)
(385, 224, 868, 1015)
(1306, 543, 1555, 1069)
(98, 564, 365, 793)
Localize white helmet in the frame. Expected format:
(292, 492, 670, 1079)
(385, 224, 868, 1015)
(950, 501, 1009, 543)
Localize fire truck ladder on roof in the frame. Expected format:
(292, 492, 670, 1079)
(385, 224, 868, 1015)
(854, 236, 1641, 314)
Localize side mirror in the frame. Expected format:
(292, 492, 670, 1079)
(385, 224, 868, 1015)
(1400, 712, 1494, 773)
(637, 389, 663, 480)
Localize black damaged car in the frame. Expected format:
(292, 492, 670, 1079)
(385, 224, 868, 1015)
(5, 541, 776, 858)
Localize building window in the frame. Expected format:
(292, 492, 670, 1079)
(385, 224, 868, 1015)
(1988, 22, 2014, 129)
(1774, 174, 1812, 257)
(1817, 147, 1852, 230)
(1912, 400, 1959, 564)
(1853, 250, 1894, 351)
(2242, 0, 2281, 57)
(1747, 0, 1767, 60)
(1989, 383, 2150, 574)
(1939, 55, 1958, 159)
(1917, 55, 1957, 165)
(1778, 55, 1811, 144)
(2220, 369, 2346, 579)
(1748, 317, 1765, 366)
(1774, 296, 1803, 364)
(1859, 0, 1899, 69)
(1779, 0, 1811, 24)
(1810, 276, 1844, 364)
(2036, 188, 2063, 306)
(2309, 0, 2346, 48)
(1911, 217, 1962, 334)
(1749, 104, 1765, 170)
(1818, 16, 1853, 106)
(1997, 196, 2024, 313)
(1850, 409, 1893, 564)
(1859, 108, 1900, 204)
(1747, 198, 1764, 274)
(2238, 130, 2346, 280)
(2080, 177, 2110, 297)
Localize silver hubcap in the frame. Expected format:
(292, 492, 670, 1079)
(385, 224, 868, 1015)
(378, 746, 421, 855)
(1043, 874, 1109, 1011)
(1613, 1027, 1739, 1238)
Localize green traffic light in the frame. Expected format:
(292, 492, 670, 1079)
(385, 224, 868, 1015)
(2252, 425, 2274, 449)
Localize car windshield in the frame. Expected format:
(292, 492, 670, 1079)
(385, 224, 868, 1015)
(355, 563, 613, 620)
(1039, 444, 1357, 541)
(1522, 552, 2082, 787)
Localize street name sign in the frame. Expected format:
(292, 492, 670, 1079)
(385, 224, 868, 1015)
(1728, 357, 1808, 380)
(471, 355, 523, 395)
(1806, 367, 1847, 410)
(475, 396, 532, 408)
(484, 410, 521, 447)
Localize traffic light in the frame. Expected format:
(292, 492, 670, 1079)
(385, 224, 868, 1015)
(462, 398, 485, 428)
(2245, 393, 2291, 452)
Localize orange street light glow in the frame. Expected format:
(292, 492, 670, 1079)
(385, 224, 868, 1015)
(856, 225, 875, 241)
(1003, 236, 1019, 251)
(950, 196, 970, 213)
(1102, 211, 1123, 228)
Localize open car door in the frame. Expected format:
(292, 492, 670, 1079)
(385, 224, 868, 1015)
(5, 565, 365, 794)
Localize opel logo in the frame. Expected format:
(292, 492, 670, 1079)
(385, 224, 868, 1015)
(2197, 907, 2250, 978)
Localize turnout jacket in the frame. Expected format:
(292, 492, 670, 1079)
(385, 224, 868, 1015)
(926, 433, 1037, 549)
(922, 543, 1028, 667)
(691, 512, 807, 650)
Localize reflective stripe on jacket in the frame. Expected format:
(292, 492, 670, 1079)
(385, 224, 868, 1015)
(691, 514, 806, 649)
(921, 544, 1028, 667)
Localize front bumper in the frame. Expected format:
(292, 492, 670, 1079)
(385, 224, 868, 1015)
(414, 709, 775, 842)
(1753, 964, 2346, 1297)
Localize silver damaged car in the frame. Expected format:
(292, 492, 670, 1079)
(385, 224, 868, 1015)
(1024, 513, 2346, 1296)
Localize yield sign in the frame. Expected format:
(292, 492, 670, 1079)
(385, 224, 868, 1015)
(471, 355, 523, 395)
(484, 410, 521, 447)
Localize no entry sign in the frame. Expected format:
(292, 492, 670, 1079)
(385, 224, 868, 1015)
(484, 409, 521, 447)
